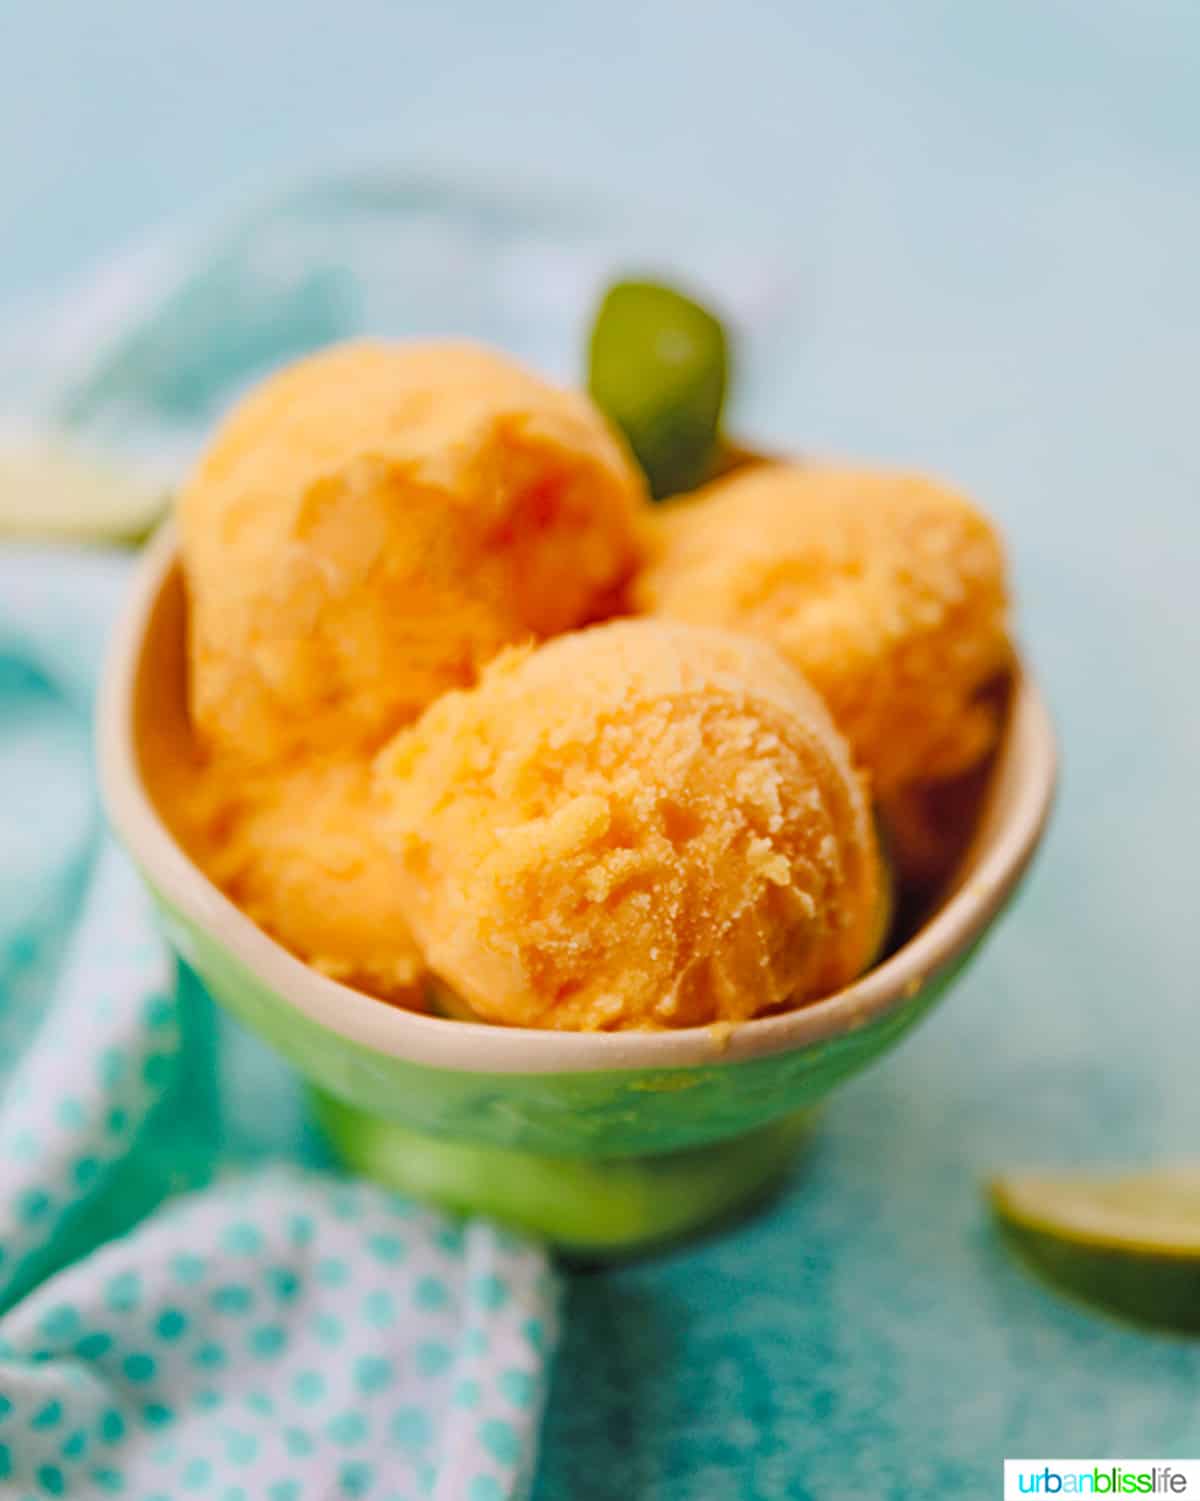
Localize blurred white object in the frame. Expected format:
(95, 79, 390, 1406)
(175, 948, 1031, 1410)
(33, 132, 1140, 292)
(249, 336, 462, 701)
(0, 434, 167, 543)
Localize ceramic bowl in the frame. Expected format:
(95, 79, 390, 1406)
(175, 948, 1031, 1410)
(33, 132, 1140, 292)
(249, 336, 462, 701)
(99, 525, 1057, 1251)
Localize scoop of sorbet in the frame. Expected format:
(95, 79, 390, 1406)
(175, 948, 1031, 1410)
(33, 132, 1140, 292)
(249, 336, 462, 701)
(177, 756, 426, 1006)
(376, 620, 884, 1031)
(634, 463, 1011, 796)
(179, 339, 647, 765)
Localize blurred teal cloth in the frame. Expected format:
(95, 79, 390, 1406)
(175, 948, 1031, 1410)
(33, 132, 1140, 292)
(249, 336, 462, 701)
(3, 165, 1200, 1501)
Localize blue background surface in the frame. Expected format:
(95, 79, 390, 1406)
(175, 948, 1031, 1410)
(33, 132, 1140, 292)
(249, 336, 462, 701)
(5, 3, 1200, 1495)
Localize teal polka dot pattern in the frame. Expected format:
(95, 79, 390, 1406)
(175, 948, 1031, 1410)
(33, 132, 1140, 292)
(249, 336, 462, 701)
(292, 1369, 325, 1405)
(31, 1400, 62, 1430)
(0, 722, 557, 1501)
(171, 1254, 206, 1287)
(283, 1426, 315, 1458)
(267, 1267, 301, 1303)
(327, 1410, 368, 1446)
(211, 1283, 254, 1315)
(38, 1306, 80, 1342)
(99, 1410, 126, 1445)
(390, 1407, 430, 1450)
(122, 1352, 156, 1383)
(472, 1276, 511, 1313)
(36, 1460, 66, 1494)
(415, 1276, 449, 1312)
(312, 1312, 345, 1347)
(455, 1379, 482, 1410)
(499, 1369, 535, 1410)
(354, 1356, 394, 1395)
(435, 1224, 466, 1258)
(329, 1187, 361, 1222)
(72, 1156, 101, 1190)
(99, 1048, 126, 1089)
(316, 1257, 349, 1288)
(60, 1427, 88, 1458)
(0, 1169, 556, 1499)
(249, 1323, 287, 1358)
(224, 1429, 258, 1464)
(182, 1455, 213, 1488)
(152, 1438, 180, 1467)
(141, 1052, 173, 1089)
(155, 1308, 189, 1340)
(339, 1459, 374, 1496)
(367, 1233, 405, 1265)
(105, 1271, 142, 1314)
(223, 1223, 264, 1257)
(288, 1216, 315, 1249)
(480, 1418, 521, 1467)
(19, 1188, 53, 1223)
(416, 1341, 452, 1378)
(144, 997, 174, 1031)
(522, 1318, 548, 1354)
(56, 1098, 86, 1131)
(363, 1289, 396, 1329)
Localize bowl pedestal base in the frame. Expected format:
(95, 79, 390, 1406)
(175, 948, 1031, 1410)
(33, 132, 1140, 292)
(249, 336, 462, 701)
(313, 1091, 815, 1256)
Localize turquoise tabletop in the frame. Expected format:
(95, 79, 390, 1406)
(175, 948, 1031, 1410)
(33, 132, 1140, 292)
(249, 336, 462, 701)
(4, 5, 1200, 1498)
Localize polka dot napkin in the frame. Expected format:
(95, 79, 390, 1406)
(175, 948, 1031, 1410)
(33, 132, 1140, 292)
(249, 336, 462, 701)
(0, 1164, 555, 1501)
(0, 549, 560, 1501)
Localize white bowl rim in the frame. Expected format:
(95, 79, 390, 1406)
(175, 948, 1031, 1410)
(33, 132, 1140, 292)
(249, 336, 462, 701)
(99, 524, 1057, 1077)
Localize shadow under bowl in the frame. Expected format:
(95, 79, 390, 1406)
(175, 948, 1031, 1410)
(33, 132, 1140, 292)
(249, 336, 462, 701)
(99, 526, 1057, 1251)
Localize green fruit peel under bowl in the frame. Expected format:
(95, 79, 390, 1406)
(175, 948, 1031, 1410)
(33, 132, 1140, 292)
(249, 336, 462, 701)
(99, 526, 1057, 1253)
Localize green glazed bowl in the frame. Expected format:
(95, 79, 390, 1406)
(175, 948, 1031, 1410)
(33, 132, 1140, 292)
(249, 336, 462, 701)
(99, 526, 1057, 1252)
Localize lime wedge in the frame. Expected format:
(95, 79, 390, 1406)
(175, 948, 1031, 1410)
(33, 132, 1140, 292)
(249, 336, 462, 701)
(990, 1168, 1200, 1331)
(0, 439, 168, 544)
(587, 279, 730, 500)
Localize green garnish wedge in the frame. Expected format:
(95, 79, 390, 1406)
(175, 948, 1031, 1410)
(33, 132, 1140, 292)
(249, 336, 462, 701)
(990, 1168, 1200, 1332)
(0, 439, 167, 544)
(587, 278, 730, 500)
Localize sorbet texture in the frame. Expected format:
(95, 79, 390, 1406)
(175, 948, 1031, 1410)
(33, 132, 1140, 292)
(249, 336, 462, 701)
(635, 464, 1011, 796)
(180, 340, 646, 765)
(377, 620, 883, 1030)
(198, 758, 425, 1002)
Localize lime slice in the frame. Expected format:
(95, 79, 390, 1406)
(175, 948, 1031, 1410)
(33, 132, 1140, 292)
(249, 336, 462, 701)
(0, 439, 168, 544)
(587, 279, 730, 500)
(990, 1168, 1200, 1331)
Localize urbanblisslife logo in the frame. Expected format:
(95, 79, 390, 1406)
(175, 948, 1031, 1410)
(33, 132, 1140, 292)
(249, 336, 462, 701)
(1004, 1462, 1198, 1497)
